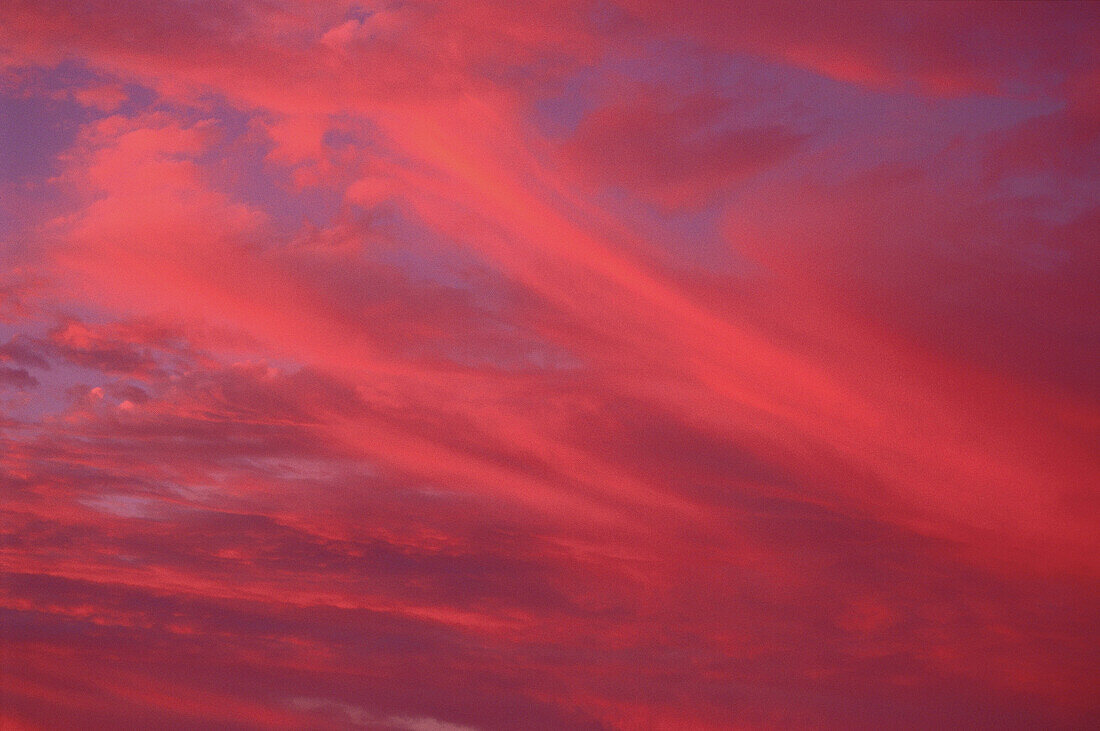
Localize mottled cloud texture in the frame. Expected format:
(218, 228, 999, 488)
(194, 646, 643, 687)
(1, 2, 1098, 729)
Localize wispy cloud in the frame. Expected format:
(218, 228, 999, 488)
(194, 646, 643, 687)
(1, 1, 1097, 728)
(289, 697, 480, 731)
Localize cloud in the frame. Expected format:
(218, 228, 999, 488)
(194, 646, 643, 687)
(289, 698, 480, 731)
(560, 90, 805, 209)
(0, 335, 50, 369)
(72, 83, 127, 111)
(617, 0, 1100, 95)
(0, 364, 38, 388)
(0, 2, 1097, 729)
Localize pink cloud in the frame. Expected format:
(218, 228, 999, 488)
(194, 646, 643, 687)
(1, 2, 1097, 729)
(71, 83, 127, 111)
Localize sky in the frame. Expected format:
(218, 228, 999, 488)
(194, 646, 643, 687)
(0, 1, 1098, 729)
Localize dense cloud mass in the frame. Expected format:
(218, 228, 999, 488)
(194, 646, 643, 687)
(1, 2, 1098, 729)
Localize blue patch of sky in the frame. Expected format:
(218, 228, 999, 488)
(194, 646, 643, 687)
(173, 98, 346, 232)
(1, 61, 155, 180)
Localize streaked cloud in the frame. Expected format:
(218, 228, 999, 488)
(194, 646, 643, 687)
(1, 2, 1097, 728)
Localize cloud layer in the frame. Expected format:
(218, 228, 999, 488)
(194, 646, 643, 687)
(1, 2, 1098, 729)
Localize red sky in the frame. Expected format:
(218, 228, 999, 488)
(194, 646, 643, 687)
(1, 2, 1098, 729)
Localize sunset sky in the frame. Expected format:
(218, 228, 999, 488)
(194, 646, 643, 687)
(1, 1, 1098, 728)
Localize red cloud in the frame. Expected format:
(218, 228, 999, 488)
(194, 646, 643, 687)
(1, 2, 1097, 729)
